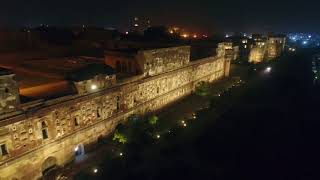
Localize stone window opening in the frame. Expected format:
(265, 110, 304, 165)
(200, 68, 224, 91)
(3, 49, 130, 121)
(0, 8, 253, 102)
(4, 88, 9, 93)
(0, 144, 8, 156)
(116, 96, 120, 110)
(74, 117, 79, 126)
(41, 121, 49, 140)
(97, 109, 101, 118)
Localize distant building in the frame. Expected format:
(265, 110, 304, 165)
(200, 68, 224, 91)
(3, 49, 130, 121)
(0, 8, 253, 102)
(265, 35, 286, 60)
(248, 34, 286, 63)
(130, 17, 152, 34)
(249, 41, 267, 63)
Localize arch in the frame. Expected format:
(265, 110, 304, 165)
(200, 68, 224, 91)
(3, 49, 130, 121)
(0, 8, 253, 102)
(41, 121, 47, 128)
(42, 156, 58, 175)
(74, 144, 85, 157)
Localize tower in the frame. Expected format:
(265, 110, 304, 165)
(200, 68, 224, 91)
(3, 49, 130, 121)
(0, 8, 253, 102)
(0, 68, 20, 114)
(216, 42, 233, 77)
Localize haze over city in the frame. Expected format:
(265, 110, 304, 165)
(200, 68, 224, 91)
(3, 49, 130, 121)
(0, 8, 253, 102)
(1, 0, 320, 32)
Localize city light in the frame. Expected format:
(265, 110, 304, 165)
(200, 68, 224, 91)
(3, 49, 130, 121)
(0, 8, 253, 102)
(91, 84, 98, 90)
(93, 168, 98, 174)
(193, 34, 198, 38)
(74, 146, 79, 152)
(125, 31, 129, 35)
(181, 33, 189, 38)
(156, 134, 161, 139)
(119, 152, 123, 156)
(264, 67, 272, 73)
(192, 113, 196, 119)
(302, 41, 308, 45)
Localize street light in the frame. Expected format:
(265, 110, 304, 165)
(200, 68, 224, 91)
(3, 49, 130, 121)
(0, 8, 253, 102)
(74, 146, 79, 152)
(264, 67, 272, 73)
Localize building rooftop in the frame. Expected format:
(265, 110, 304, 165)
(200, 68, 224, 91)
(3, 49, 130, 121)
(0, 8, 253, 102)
(0, 56, 106, 101)
(0, 67, 13, 76)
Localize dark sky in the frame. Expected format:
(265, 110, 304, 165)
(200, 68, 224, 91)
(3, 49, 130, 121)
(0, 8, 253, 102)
(1, 0, 319, 33)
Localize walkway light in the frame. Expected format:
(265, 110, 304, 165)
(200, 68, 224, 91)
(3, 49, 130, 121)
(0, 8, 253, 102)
(264, 67, 272, 73)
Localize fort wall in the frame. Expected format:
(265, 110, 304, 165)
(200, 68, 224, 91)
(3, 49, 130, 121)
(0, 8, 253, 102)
(0, 47, 231, 180)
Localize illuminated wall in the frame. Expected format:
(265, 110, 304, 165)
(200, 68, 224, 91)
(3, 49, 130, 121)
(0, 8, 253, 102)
(0, 44, 232, 180)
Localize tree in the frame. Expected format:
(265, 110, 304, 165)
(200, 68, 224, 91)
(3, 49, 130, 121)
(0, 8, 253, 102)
(148, 115, 159, 125)
(195, 81, 210, 96)
(113, 129, 127, 144)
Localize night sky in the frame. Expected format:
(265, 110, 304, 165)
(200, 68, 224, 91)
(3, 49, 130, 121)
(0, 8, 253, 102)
(1, 0, 319, 33)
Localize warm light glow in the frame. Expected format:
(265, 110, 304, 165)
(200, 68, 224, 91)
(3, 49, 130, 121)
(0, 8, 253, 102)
(193, 34, 198, 38)
(74, 146, 79, 152)
(93, 168, 98, 174)
(181, 33, 189, 38)
(134, 23, 139, 27)
(91, 84, 97, 90)
(120, 152, 123, 156)
(169, 30, 174, 34)
(156, 134, 161, 139)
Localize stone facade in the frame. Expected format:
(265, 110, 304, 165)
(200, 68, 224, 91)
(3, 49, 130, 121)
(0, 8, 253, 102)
(0, 69, 20, 115)
(105, 46, 190, 77)
(0, 44, 232, 180)
(265, 37, 286, 60)
(137, 46, 190, 76)
(249, 41, 266, 63)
